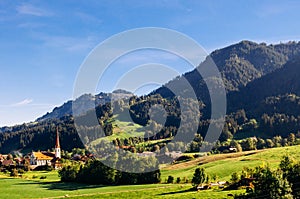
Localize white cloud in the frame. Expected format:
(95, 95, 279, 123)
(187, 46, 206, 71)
(11, 99, 33, 107)
(116, 50, 181, 65)
(75, 12, 103, 25)
(34, 34, 99, 53)
(16, 3, 52, 17)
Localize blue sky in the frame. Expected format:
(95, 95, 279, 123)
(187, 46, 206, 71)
(1, 0, 300, 126)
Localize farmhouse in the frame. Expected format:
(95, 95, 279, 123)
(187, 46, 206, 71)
(29, 127, 62, 169)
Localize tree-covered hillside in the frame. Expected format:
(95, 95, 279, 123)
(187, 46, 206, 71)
(228, 57, 300, 115)
(1, 41, 300, 154)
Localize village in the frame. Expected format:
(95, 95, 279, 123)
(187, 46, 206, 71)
(0, 127, 239, 191)
(0, 128, 94, 175)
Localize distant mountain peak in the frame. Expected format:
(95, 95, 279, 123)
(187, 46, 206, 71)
(112, 89, 133, 94)
(36, 91, 134, 122)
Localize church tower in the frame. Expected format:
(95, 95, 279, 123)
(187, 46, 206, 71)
(55, 127, 61, 158)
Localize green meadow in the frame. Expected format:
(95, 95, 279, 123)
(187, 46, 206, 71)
(0, 145, 299, 199)
(161, 145, 300, 181)
(0, 177, 242, 199)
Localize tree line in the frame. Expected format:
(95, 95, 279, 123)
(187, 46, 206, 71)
(58, 152, 160, 185)
(189, 155, 300, 198)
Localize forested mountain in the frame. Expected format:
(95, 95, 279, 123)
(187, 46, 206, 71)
(155, 41, 300, 101)
(209, 40, 300, 90)
(33, 40, 300, 122)
(36, 89, 133, 122)
(1, 40, 300, 154)
(228, 57, 300, 116)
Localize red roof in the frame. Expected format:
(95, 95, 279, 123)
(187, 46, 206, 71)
(33, 152, 55, 160)
(2, 159, 14, 166)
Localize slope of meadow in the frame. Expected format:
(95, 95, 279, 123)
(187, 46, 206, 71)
(161, 145, 300, 181)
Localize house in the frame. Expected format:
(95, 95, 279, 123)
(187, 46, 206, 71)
(137, 151, 155, 157)
(165, 151, 182, 159)
(229, 147, 237, 152)
(218, 146, 238, 153)
(0, 154, 8, 163)
(217, 181, 227, 188)
(197, 184, 211, 190)
(51, 157, 62, 170)
(0, 154, 6, 163)
(30, 127, 62, 169)
(14, 157, 25, 166)
(210, 182, 219, 187)
(30, 151, 55, 166)
(1, 159, 14, 167)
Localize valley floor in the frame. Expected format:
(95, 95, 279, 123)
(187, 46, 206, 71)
(0, 174, 242, 199)
(0, 145, 299, 199)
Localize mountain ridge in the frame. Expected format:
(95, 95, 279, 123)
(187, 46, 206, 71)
(20, 40, 300, 124)
(36, 89, 134, 122)
(1, 40, 300, 153)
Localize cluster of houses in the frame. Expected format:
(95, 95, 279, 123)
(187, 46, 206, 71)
(197, 181, 228, 190)
(0, 128, 62, 170)
(0, 154, 16, 168)
(0, 127, 239, 172)
(0, 128, 97, 171)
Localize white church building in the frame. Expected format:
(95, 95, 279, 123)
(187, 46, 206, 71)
(30, 127, 62, 169)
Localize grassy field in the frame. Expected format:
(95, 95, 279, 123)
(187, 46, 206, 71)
(0, 145, 299, 198)
(69, 186, 243, 199)
(90, 114, 145, 145)
(0, 173, 242, 199)
(89, 114, 175, 150)
(161, 145, 300, 181)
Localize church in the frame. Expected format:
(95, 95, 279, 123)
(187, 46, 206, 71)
(29, 127, 62, 169)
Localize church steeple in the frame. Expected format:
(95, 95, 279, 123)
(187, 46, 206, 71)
(55, 127, 61, 158)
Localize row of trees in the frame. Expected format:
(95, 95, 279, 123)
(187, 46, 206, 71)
(59, 152, 161, 185)
(188, 132, 300, 154)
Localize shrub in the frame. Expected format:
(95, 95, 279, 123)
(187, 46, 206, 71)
(32, 175, 38, 179)
(231, 172, 239, 183)
(58, 165, 80, 182)
(10, 169, 18, 177)
(167, 175, 174, 183)
(176, 154, 194, 162)
(40, 176, 47, 179)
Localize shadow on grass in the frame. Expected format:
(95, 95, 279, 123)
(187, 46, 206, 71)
(16, 180, 105, 191)
(158, 187, 196, 196)
(43, 181, 104, 191)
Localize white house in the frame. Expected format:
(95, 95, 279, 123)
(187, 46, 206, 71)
(30, 127, 62, 168)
